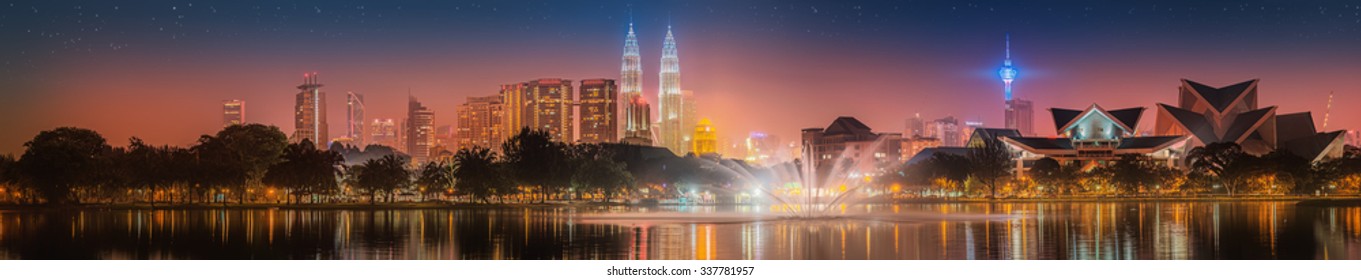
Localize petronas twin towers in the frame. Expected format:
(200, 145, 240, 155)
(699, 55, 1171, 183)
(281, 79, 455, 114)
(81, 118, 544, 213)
(621, 23, 691, 154)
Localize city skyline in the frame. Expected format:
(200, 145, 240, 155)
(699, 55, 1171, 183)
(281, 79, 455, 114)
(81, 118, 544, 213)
(2, 1, 1360, 155)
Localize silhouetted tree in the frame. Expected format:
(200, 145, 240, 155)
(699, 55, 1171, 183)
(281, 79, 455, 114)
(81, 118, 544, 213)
(453, 147, 511, 203)
(1096, 154, 1165, 196)
(571, 151, 634, 202)
(264, 139, 343, 204)
(904, 153, 970, 195)
(1030, 157, 1084, 195)
(1187, 142, 1254, 195)
(196, 124, 288, 203)
(353, 155, 410, 204)
(968, 139, 1013, 198)
(18, 127, 113, 204)
(502, 128, 571, 202)
(415, 161, 453, 202)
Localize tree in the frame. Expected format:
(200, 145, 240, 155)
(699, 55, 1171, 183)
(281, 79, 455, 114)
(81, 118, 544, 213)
(264, 139, 343, 204)
(1096, 155, 1164, 196)
(18, 127, 113, 204)
(125, 138, 180, 205)
(904, 153, 970, 196)
(571, 153, 635, 202)
(415, 161, 453, 202)
(353, 155, 411, 204)
(1187, 142, 1252, 195)
(197, 124, 288, 203)
(1029, 157, 1084, 195)
(0, 154, 20, 203)
(453, 147, 512, 203)
(502, 128, 572, 202)
(968, 138, 1013, 198)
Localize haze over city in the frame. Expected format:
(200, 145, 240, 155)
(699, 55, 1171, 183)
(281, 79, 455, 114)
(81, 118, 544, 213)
(1, 0, 1359, 155)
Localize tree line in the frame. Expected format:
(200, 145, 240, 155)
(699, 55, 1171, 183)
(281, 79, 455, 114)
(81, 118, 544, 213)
(896, 139, 1361, 198)
(0, 125, 650, 205)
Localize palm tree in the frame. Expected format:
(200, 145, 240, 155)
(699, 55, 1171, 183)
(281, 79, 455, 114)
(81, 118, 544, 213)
(264, 139, 343, 204)
(453, 147, 511, 204)
(354, 155, 410, 204)
(415, 161, 453, 202)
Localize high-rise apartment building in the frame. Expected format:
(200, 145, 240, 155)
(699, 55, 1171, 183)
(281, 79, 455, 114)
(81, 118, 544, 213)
(524, 78, 575, 142)
(578, 79, 619, 143)
(456, 95, 505, 150)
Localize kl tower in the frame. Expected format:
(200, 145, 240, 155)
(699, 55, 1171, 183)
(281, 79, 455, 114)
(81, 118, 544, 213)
(999, 33, 1033, 136)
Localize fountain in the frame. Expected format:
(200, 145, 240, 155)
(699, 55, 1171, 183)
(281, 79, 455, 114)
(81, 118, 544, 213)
(579, 138, 1017, 225)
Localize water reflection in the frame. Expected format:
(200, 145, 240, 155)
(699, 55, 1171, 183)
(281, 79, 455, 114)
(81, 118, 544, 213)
(1, 202, 1359, 259)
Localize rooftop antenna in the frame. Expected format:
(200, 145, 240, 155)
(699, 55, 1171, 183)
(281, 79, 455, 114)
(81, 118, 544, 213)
(1323, 91, 1334, 130)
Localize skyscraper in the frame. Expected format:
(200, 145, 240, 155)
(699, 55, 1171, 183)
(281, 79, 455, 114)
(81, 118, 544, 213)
(346, 92, 366, 147)
(579, 79, 619, 143)
(499, 83, 527, 138)
(407, 96, 435, 164)
(621, 22, 645, 142)
(692, 118, 717, 155)
(1007, 99, 1034, 136)
(293, 73, 327, 146)
(681, 90, 697, 153)
(906, 113, 925, 137)
(222, 99, 245, 128)
(525, 78, 575, 142)
(369, 118, 398, 148)
(658, 26, 685, 154)
(927, 116, 962, 147)
(456, 95, 504, 151)
(999, 34, 1035, 136)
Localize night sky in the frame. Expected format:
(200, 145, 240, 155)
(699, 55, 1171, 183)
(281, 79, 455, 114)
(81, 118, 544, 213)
(1, 0, 1359, 155)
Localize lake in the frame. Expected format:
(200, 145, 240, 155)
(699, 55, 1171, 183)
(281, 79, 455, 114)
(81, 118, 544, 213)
(1, 201, 1359, 259)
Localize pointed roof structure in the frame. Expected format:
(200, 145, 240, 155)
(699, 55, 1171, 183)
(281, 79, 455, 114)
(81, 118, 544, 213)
(1051, 104, 1142, 135)
(823, 116, 875, 137)
(1181, 79, 1259, 113)
(1156, 78, 1344, 162)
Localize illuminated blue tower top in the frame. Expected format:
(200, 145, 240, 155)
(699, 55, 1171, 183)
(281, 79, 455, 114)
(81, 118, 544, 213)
(998, 33, 1018, 101)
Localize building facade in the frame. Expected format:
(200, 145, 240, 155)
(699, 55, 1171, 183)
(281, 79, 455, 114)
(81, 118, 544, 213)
(370, 118, 398, 149)
(406, 96, 435, 164)
(1002, 104, 1187, 173)
(222, 99, 245, 128)
(293, 73, 327, 146)
(456, 95, 505, 151)
(926, 116, 962, 147)
(1006, 99, 1034, 136)
(346, 92, 366, 147)
(579, 79, 619, 143)
(692, 118, 717, 155)
(802, 117, 903, 176)
(524, 78, 575, 142)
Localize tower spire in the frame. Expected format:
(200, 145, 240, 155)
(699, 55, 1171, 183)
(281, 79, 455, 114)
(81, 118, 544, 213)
(1004, 33, 1012, 66)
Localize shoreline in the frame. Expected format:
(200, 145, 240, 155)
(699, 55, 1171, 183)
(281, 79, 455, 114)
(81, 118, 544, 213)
(4, 196, 1361, 210)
